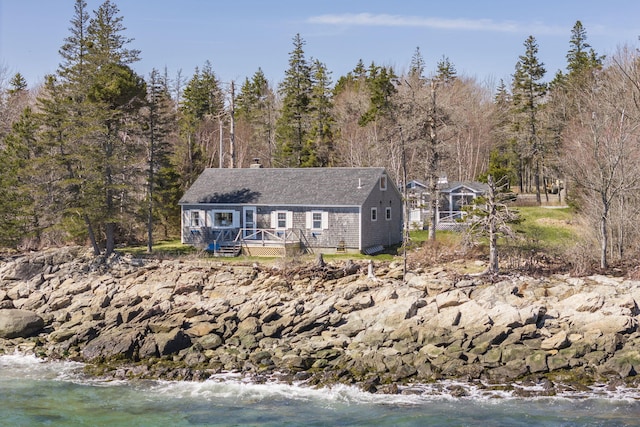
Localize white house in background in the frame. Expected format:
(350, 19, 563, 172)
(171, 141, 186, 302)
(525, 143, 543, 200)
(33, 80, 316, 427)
(405, 178, 489, 230)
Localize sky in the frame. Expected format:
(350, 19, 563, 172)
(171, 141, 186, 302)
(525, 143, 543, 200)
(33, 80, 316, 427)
(2, 0, 640, 91)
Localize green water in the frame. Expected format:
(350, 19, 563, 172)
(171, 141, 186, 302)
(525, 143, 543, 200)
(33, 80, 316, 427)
(2, 354, 640, 426)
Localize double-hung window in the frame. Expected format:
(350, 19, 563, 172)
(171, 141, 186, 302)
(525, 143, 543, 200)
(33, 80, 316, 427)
(277, 212, 287, 228)
(190, 210, 204, 227)
(306, 211, 328, 230)
(271, 211, 293, 230)
(312, 212, 322, 229)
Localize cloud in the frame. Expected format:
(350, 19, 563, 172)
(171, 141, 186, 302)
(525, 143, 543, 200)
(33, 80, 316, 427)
(307, 13, 564, 35)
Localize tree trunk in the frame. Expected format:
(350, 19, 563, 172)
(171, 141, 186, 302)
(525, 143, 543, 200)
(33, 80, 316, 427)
(487, 175, 499, 274)
(428, 176, 437, 241)
(105, 222, 115, 256)
(83, 214, 101, 256)
(600, 213, 608, 270)
(488, 222, 499, 274)
(534, 160, 541, 205)
(147, 200, 153, 254)
(427, 81, 438, 242)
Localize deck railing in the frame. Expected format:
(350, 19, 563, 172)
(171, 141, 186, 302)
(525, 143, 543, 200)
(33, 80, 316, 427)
(234, 228, 311, 255)
(234, 228, 303, 245)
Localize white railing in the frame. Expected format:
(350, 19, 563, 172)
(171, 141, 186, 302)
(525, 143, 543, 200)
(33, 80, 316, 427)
(436, 212, 468, 231)
(234, 228, 304, 245)
(438, 212, 466, 223)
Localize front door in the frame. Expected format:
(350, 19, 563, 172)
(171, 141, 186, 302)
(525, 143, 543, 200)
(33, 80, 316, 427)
(243, 206, 257, 238)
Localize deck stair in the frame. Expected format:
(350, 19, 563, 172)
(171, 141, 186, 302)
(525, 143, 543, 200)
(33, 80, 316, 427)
(206, 241, 242, 257)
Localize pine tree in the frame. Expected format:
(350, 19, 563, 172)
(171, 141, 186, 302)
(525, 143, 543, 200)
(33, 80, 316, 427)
(511, 35, 546, 201)
(275, 33, 313, 167)
(236, 68, 276, 166)
(42, 0, 146, 255)
(8, 73, 27, 94)
(566, 21, 604, 80)
(303, 59, 335, 167)
(178, 61, 225, 183)
(485, 79, 518, 186)
(332, 60, 378, 168)
(333, 59, 368, 95)
(85, 1, 146, 255)
(181, 61, 224, 120)
(0, 107, 38, 247)
(58, 0, 91, 87)
(435, 55, 457, 85)
(144, 68, 177, 252)
(1, 72, 31, 142)
(359, 63, 397, 126)
(36, 75, 75, 244)
(545, 22, 604, 205)
(409, 47, 426, 80)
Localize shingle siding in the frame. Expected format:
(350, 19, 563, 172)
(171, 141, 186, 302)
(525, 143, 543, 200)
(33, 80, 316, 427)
(254, 206, 360, 250)
(360, 178, 403, 249)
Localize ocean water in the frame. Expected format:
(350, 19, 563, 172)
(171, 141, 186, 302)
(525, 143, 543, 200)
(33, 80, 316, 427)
(2, 354, 640, 427)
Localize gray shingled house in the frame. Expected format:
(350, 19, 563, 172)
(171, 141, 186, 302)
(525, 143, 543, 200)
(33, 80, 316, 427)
(179, 166, 403, 256)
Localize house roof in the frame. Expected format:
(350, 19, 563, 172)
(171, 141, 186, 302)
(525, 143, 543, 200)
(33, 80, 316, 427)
(440, 181, 490, 194)
(179, 167, 392, 206)
(405, 179, 489, 194)
(406, 180, 427, 190)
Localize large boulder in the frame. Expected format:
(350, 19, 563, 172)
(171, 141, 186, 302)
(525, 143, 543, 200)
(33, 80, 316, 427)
(0, 309, 44, 338)
(154, 328, 192, 356)
(81, 328, 142, 361)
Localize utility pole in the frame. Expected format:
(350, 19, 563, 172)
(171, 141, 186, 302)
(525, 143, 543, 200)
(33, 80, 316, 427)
(229, 80, 236, 168)
(218, 117, 224, 168)
(427, 80, 439, 241)
(399, 126, 409, 283)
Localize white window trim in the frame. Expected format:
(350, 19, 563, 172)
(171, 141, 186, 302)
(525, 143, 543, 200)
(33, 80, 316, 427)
(190, 210, 206, 228)
(208, 209, 240, 229)
(385, 207, 392, 221)
(371, 207, 378, 221)
(306, 211, 328, 230)
(271, 210, 293, 230)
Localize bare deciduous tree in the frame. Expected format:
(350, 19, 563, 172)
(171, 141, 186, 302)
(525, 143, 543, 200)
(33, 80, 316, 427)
(563, 47, 640, 269)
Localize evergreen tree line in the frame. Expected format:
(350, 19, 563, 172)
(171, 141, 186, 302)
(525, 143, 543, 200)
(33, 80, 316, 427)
(1, 1, 640, 269)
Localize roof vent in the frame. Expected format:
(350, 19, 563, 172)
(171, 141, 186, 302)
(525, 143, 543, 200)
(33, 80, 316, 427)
(357, 178, 362, 189)
(250, 158, 263, 168)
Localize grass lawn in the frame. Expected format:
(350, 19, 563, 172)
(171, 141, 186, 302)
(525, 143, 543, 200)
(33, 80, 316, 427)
(513, 206, 578, 249)
(119, 239, 197, 257)
(119, 206, 578, 265)
(120, 239, 397, 264)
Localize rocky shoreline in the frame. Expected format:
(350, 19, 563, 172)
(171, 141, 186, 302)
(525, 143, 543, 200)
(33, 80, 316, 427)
(1, 246, 640, 395)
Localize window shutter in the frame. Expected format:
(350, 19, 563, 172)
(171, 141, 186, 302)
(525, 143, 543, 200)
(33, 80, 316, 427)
(306, 211, 312, 229)
(270, 211, 277, 228)
(286, 211, 293, 229)
(183, 209, 190, 227)
(321, 212, 329, 229)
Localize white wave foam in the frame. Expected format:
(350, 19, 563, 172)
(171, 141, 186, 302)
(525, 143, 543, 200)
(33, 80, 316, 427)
(0, 352, 84, 382)
(143, 375, 514, 407)
(3, 356, 640, 404)
(0, 351, 44, 367)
